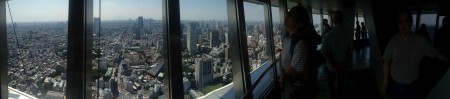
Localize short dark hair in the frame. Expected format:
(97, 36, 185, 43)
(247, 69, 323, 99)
(286, 6, 312, 28)
(323, 19, 328, 23)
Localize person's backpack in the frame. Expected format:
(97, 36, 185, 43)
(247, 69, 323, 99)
(289, 28, 322, 73)
(289, 29, 322, 96)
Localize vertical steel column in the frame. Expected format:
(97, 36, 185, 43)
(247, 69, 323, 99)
(67, 0, 90, 98)
(227, 0, 252, 98)
(416, 7, 421, 32)
(0, 1, 8, 99)
(85, 0, 94, 98)
(320, 8, 324, 35)
(162, 0, 183, 98)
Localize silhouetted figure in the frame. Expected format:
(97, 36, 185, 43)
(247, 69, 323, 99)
(280, 5, 321, 99)
(418, 24, 431, 42)
(322, 19, 333, 36)
(380, 9, 448, 99)
(355, 21, 361, 41)
(434, 16, 450, 58)
(361, 22, 367, 40)
(322, 10, 352, 99)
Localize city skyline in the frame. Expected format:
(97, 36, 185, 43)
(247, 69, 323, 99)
(6, 0, 277, 22)
(4, 0, 442, 26)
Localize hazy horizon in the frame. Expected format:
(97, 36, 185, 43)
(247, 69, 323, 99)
(6, 0, 275, 23)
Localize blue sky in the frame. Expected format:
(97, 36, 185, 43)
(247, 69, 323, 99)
(6, 0, 278, 22)
(6, 0, 68, 22)
(5, 0, 441, 28)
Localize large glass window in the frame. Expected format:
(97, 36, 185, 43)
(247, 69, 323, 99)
(354, 15, 365, 40)
(91, 0, 164, 98)
(180, 0, 232, 98)
(244, 2, 267, 72)
(419, 13, 438, 41)
(272, 7, 281, 59)
(312, 9, 321, 35)
(6, 0, 68, 98)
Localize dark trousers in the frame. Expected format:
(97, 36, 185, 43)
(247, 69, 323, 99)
(349, 68, 379, 99)
(387, 78, 419, 99)
(328, 68, 344, 99)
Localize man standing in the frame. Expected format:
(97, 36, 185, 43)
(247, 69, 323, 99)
(321, 11, 353, 99)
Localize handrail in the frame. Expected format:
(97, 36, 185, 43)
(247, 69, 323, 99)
(242, 58, 280, 99)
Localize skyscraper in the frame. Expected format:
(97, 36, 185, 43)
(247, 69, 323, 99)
(215, 21, 220, 30)
(94, 17, 100, 36)
(109, 77, 119, 97)
(187, 22, 198, 55)
(138, 16, 143, 29)
(194, 59, 213, 89)
(133, 23, 141, 40)
(156, 40, 163, 52)
(210, 30, 220, 47)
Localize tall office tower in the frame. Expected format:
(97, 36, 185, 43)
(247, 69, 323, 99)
(215, 21, 220, 30)
(133, 23, 141, 40)
(93, 17, 100, 36)
(109, 77, 119, 97)
(210, 30, 220, 47)
(187, 22, 198, 55)
(194, 59, 213, 89)
(138, 16, 144, 28)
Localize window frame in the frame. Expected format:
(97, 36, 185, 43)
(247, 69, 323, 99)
(0, 0, 285, 98)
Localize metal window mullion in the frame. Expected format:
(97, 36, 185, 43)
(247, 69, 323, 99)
(264, 0, 275, 67)
(67, 0, 88, 98)
(85, 0, 94, 99)
(320, 8, 324, 35)
(276, 0, 287, 78)
(162, 0, 183, 99)
(263, 0, 277, 84)
(0, 1, 8, 99)
(279, 0, 287, 38)
(227, 0, 252, 98)
(416, 8, 421, 32)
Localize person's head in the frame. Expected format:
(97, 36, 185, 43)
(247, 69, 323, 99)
(322, 19, 329, 25)
(419, 24, 427, 32)
(361, 22, 365, 26)
(397, 9, 413, 35)
(332, 10, 343, 25)
(443, 16, 449, 28)
(284, 6, 312, 37)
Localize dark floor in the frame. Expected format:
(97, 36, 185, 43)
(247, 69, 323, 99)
(315, 46, 371, 99)
(266, 46, 376, 99)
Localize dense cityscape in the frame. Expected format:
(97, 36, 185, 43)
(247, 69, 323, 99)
(6, 16, 280, 99)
